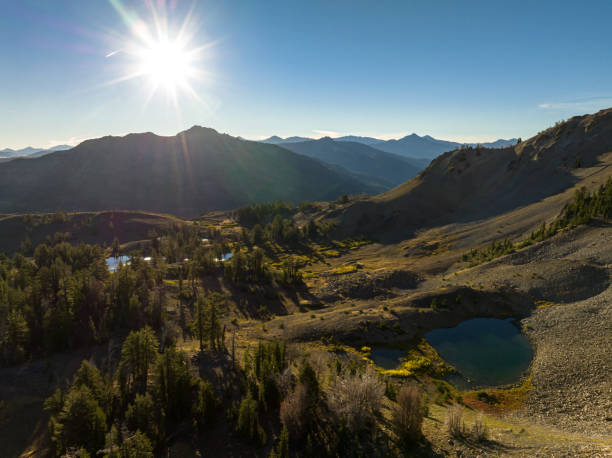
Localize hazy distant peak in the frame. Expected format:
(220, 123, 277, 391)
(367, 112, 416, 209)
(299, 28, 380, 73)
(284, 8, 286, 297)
(0, 144, 73, 159)
(179, 125, 221, 137)
(261, 135, 313, 144)
(334, 135, 383, 146)
(48, 144, 73, 151)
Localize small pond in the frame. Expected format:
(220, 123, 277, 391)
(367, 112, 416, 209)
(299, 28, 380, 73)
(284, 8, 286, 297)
(369, 348, 404, 370)
(426, 318, 533, 388)
(106, 256, 131, 272)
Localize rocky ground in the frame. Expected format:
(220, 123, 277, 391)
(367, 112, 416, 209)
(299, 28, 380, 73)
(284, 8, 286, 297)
(522, 294, 611, 432)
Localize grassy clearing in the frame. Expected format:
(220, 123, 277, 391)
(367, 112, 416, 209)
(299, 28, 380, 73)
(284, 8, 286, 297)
(534, 300, 557, 309)
(462, 376, 534, 413)
(424, 403, 612, 454)
(329, 264, 359, 275)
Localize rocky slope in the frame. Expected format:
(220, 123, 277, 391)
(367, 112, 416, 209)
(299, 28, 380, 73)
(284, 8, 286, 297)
(330, 108, 612, 240)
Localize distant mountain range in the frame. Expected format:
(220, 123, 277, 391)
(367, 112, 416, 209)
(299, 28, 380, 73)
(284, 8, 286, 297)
(0, 144, 72, 159)
(261, 136, 312, 144)
(260, 134, 518, 159)
(334, 136, 383, 146)
(5, 134, 517, 163)
(279, 137, 425, 188)
(0, 129, 517, 217)
(0, 127, 382, 217)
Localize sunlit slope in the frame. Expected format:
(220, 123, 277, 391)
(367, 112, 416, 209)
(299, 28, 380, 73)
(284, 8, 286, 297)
(332, 108, 612, 239)
(0, 126, 380, 217)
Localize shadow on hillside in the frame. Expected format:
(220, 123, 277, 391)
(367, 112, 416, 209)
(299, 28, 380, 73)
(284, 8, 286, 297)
(452, 435, 519, 455)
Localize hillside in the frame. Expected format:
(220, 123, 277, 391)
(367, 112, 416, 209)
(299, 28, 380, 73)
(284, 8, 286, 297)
(279, 137, 424, 188)
(0, 127, 381, 217)
(0, 210, 185, 255)
(330, 109, 612, 239)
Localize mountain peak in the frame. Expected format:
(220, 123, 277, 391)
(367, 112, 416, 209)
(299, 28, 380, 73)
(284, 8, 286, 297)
(180, 125, 220, 136)
(263, 135, 313, 144)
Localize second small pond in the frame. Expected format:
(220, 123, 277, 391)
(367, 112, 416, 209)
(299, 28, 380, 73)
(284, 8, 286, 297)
(426, 317, 533, 388)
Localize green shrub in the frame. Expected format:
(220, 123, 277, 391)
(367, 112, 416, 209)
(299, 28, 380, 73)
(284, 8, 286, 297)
(119, 430, 154, 457)
(51, 385, 107, 455)
(193, 378, 218, 431)
(237, 392, 266, 445)
(298, 361, 319, 397)
(476, 390, 497, 404)
(278, 424, 290, 458)
(126, 393, 158, 442)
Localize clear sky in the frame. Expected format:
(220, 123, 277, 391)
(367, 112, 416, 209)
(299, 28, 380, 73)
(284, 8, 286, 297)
(2, 0, 612, 149)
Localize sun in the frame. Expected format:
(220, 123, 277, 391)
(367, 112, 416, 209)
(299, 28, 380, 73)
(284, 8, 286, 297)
(106, 0, 212, 104)
(137, 39, 192, 90)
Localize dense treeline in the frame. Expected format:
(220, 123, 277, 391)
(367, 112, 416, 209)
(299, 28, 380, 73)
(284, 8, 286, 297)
(0, 215, 322, 368)
(41, 331, 426, 456)
(44, 327, 218, 456)
(163, 215, 327, 288)
(0, 234, 290, 367)
(234, 201, 318, 227)
(239, 214, 331, 247)
(0, 240, 166, 366)
(1, 211, 432, 456)
(232, 342, 424, 457)
(461, 239, 514, 266)
(1, 202, 357, 368)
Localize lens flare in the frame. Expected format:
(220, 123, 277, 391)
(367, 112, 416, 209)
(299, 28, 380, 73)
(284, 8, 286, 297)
(106, 0, 214, 107)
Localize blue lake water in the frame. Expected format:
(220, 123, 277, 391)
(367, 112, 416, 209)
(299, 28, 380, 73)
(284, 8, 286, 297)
(426, 317, 533, 387)
(216, 252, 233, 262)
(106, 256, 131, 272)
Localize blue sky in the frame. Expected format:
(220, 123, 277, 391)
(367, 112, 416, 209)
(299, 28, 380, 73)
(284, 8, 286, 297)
(2, 0, 612, 149)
